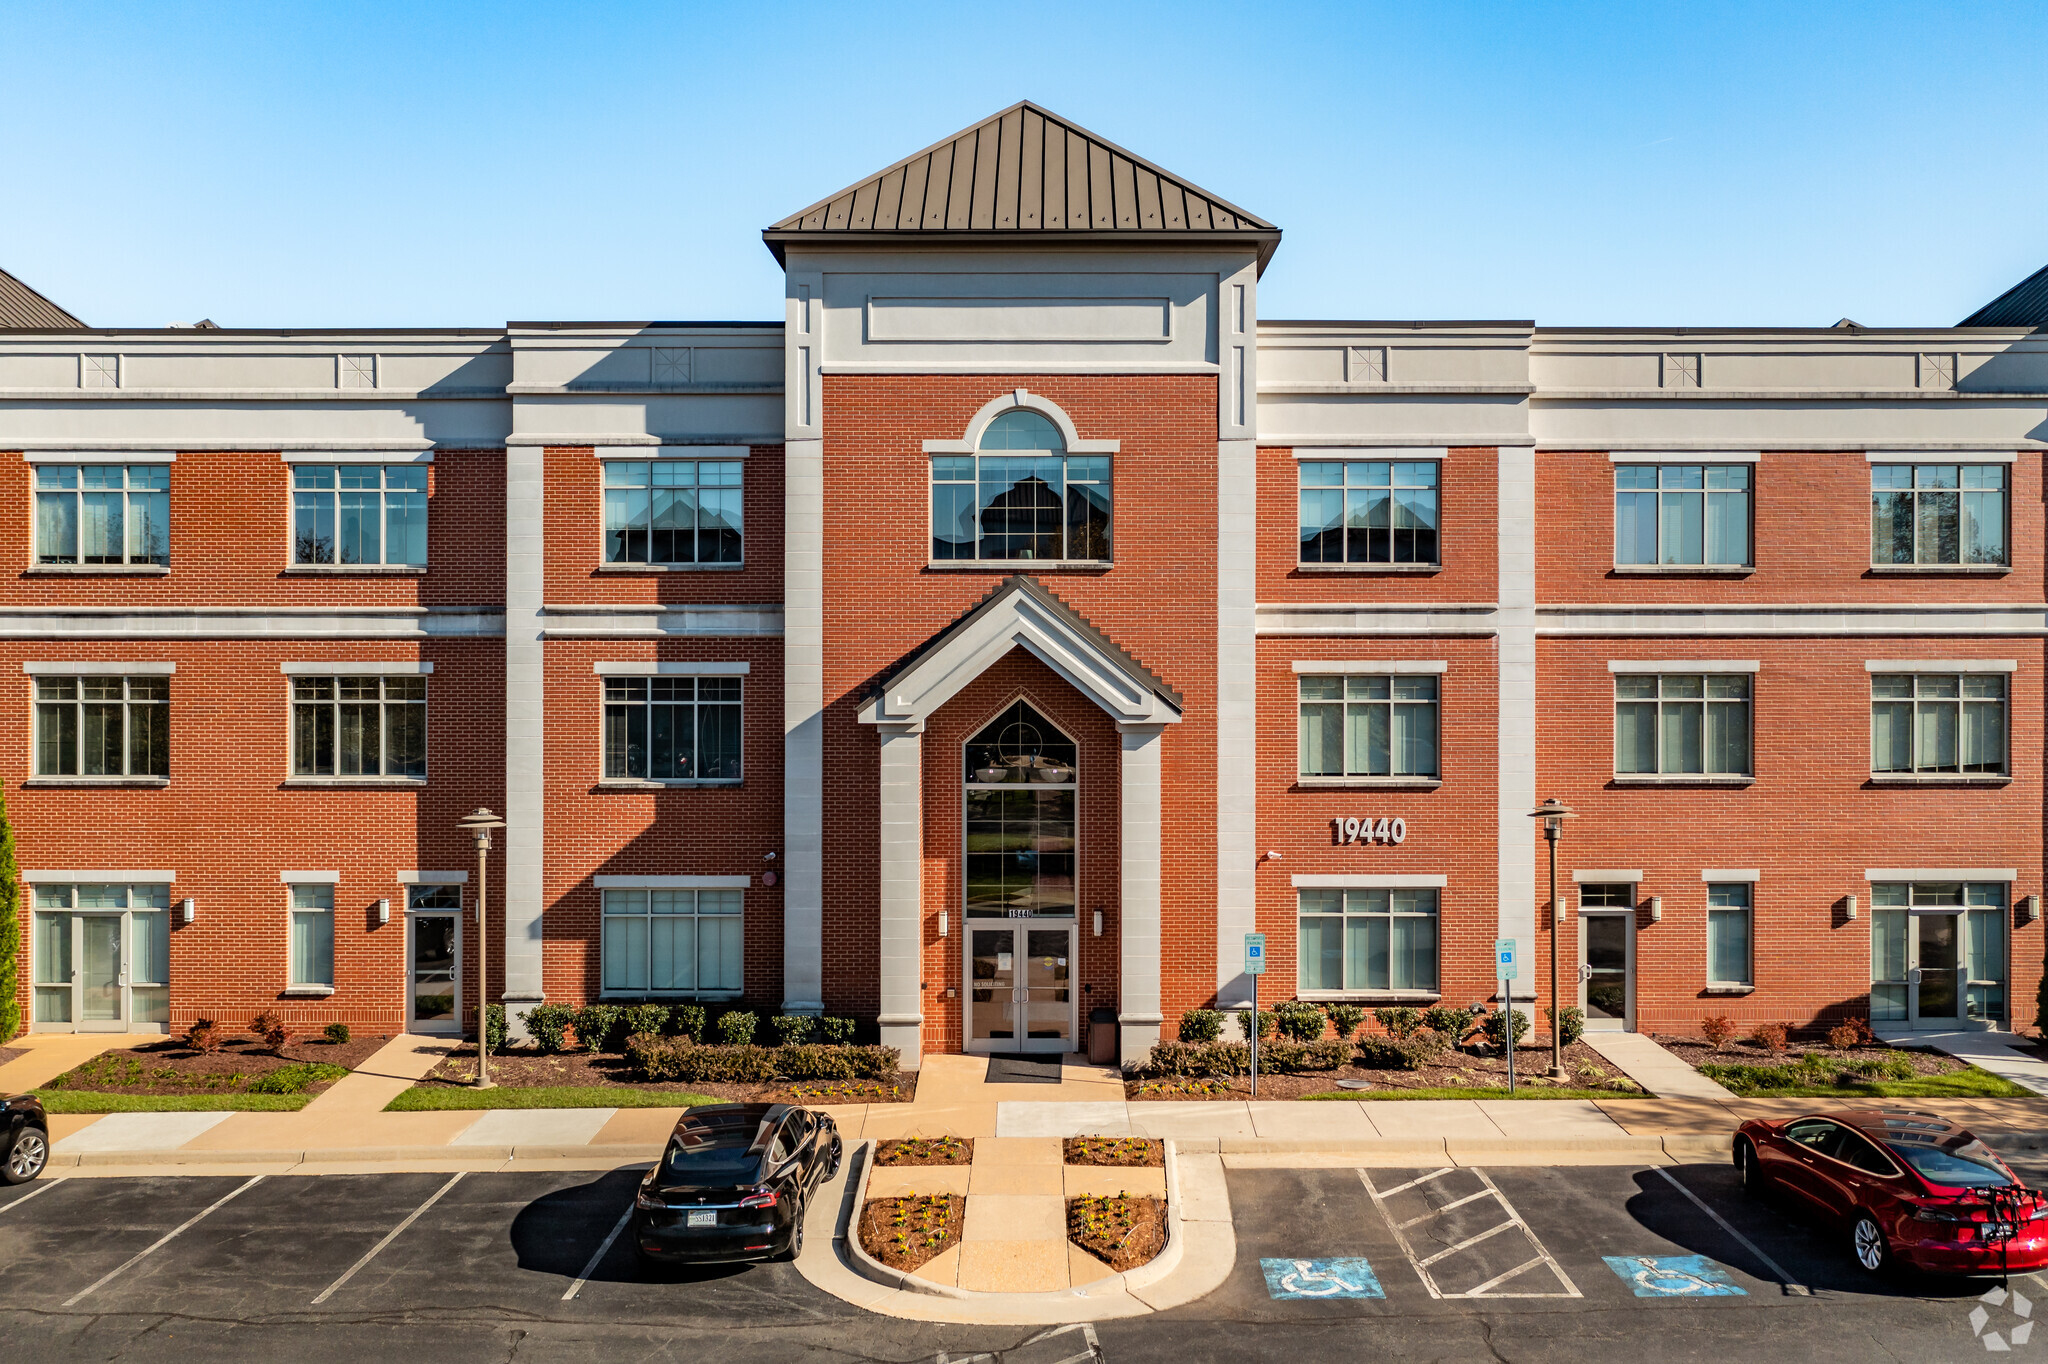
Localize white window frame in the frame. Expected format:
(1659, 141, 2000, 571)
(601, 454, 745, 568)
(284, 878, 336, 994)
(33, 462, 171, 567)
(289, 674, 429, 780)
(290, 462, 429, 567)
(1295, 453, 1442, 569)
(28, 880, 172, 1032)
(600, 670, 744, 784)
(32, 672, 170, 779)
(1612, 668, 1754, 779)
(1705, 882, 1754, 988)
(1293, 878, 1444, 1000)
(1869, 669, 2008, 778)
(1869, 460, 2009, 567)
(1296, 670, 1441, 781)
(1612, 461, 1752, 568)
(598, 883, 746, 997)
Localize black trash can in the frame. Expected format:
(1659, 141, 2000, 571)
(1088, 1006, 1119, 1066)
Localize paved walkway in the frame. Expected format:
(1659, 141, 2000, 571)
(1581, 1030, 1736, 1100)
(1880, 1027, 2048, 1098)
(0, 1031, 163, 1095)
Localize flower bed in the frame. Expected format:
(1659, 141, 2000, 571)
(409, 1044, 917, 1107)
(1656, 1034, 2027, 1099)
(34, 1031, 383, 1110)
(876, 1136, 972, 1166)
(1068, 1193, 1166, 1271)
(858, 1194, 964, 1272)
(1065, 1136, 1162, 1167)
(1125, 1037, 1640, 1100)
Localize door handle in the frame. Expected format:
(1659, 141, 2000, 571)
(1907, 968, 1923, 985)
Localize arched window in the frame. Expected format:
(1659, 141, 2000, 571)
(963, 700, 1077, 916)
(931, 406, 1111, 563)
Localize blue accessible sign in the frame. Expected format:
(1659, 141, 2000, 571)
(1495, 937, 1518, 981)
(1602, 1255, 1746, 1297)
(1245, 933, 1267, 975)
(1260, 1257, 1384, 1300)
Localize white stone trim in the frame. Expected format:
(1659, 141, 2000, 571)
(1607, 660, 1759, 673)
(1572, 869, 1643, 884)
(279, 450, 434, 464)
(1290, 660, 1448, 674)
(920, 389, 1120, 455)
(1119, 723, 1168, 1057)
(1291, 446, 1449, 461)
(23, 660, 176, 675)
(279, 870, 340, 884)
(502, 435, 547, 1019)
(22, 450, 174, 464)
(590, 444, 750, 460)
(0, 607, 502, 639)
(875, 726, 923, 1062)
(782, 430, 825, 1016)
(540, 604, 783, 638)
(1865, 868, 2018, 882)
(1290, 874, 1449, 888)
(592, 875, 751, 888)
(23, 869, 176, 883)
(505, 433, 660, 447)
(7, 439, 439, 452)
(1864, 659, 2017, 672)
(1496, 440, 1538, 981)
(398, 871, 469, 885)
(1216, 436, 1259, 1009)
(1608, 450, 1760, 463)
(1256, 603, 1501, 637)
(1538, 604, 2048, 637)
(1867, 449, 2018, 463)
(591, 660, 750, 676)
(280, 660, 433, 675)
(1701, 869, 1761, 882)
(1273, 434, 1533, 448)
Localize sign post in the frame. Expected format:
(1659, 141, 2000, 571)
(1245, 933, 1267, 1098)
(1496, 937, 1519, 1096)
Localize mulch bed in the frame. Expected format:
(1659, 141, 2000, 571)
(875, 1136, 972, 1166)
(1066, 1136, 1162, 1167)
(858, 1194, 964, 1272)
(1655, 1035, 1963, 1078)
(416, 1044, 917, 1104)
(1068, 1194, 1167, 1271)
(0, 1047, 26, 1069)
(40, 1033, 388, 1096)
(1123, 1038, 1633, 1100)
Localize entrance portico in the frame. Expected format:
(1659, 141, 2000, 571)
(859, 576, 1182, 1067)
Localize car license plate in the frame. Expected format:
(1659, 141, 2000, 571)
(687, 1210, 716, 1228)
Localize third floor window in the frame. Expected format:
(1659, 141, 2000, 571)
(293, 464, 427, 566)
(604, 459, 743, 565)
(1614, 464, 1750, 567)
(1871, 463, 2005, 566)
(36, 464, 169, 566)
(1298, 459, 1439, 566)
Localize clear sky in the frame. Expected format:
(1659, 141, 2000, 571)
(4, 1, 2044, 330)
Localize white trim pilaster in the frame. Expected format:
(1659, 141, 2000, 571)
(1119, 721, 1168, 1058)
(875, 724, 924, 1068)
(1216, 435, 1258, 1010)
(781, 269, 826, 1014)
(501, 439, 546, 1035)
(1497, 444, 1539, 971)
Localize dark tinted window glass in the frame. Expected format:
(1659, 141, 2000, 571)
(1840, 1132, 1896, 1174)
(1887, 1139, 2014, 1188)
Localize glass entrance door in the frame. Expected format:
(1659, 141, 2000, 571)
(1871, 882, 2006, 1030)
(1912, 914, 1962, 1025)
(964, 922, 1075, 1054)
(408, 914, 461, 1035)
(1578, 913, 1633, 1031)
(79, 916, 124, 1031)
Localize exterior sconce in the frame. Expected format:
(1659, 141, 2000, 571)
(1647, 896, 1663, 923)
(1845, 894, 1859, 922)
(377, 898, 391, 926)
(938, 910, 948, 938)
(1263, 850, 1282, 862)
(1093, 908, 1104, 937)
(181, 897, 195, 924)
(2025, 895, 2041, 925)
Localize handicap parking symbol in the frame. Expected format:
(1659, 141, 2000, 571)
(1260, 1257, 1384, 1299)
(1602, 1254, 1746, 1297)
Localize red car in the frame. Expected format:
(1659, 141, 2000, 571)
(1735, 1108, 2048, 1275)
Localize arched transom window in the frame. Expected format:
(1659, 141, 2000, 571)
(932, 408, 1111, 563)
(963, 700, 1077, 916)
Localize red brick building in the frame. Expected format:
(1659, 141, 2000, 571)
(6, 103, 2048, 1062)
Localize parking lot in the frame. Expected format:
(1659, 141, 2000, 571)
(4, 1153, 2046, 1363)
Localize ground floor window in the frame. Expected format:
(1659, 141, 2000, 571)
(1706, 884, 1752, 987)
(31, 883, 169, 1026)
(601, 888, 743, 994)
(290, 884, 335, 988)
(1297, 887, 1438, 994)
(1870, 881, 2005, 1024)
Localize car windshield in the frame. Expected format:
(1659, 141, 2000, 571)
(1886, 1139, 2014, 1188)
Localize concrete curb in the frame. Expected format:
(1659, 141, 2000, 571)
(49, 1143, 667, 1169)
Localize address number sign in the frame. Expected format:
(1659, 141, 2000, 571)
(1329, 817, 1408, 846)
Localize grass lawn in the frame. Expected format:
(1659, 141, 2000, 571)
(385, 1084, 718, 1111)
(1701, 1065, 2029, 1101)
(1301, 1086, 1637, 1101)
(35, 1091, 314, 1113)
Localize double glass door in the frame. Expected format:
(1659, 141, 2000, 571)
(31, 885, 170, 1033)
(965, 922, 1075, 1053)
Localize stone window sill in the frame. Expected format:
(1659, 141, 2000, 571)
(925, 560, 1111, 572)
(593, 563, 746, 573)
(282, 565, 428, 576)
(596, 778, 743, 790)
(282, 985, 335, 998)
(1293, 563, 1441, 574)
(1297, 991, 1443, 1004)
(1609, 775, 1756, 786)
(1703, 984, 1756, 995)
(1609, 565, 1753, 576)
(282, 777, 428, 788)
(1295, 777, 1443, 789)
(23, 776, 169, 788)
(26, 564, 170, 575)
(598, 990, 742, 1001)
(1865, 564, 2012, 575)
(1866, 774, 2011, 786)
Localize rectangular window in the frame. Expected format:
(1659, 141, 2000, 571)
(1296, 887, 1439, 994)
(1706, 883, 1752, 986)
(291, 675, 427, 777)
(600, 888, 743, 994)
(1614, 673, 1750, 776)
(35, 464, 170, 566)
(604, 459, 743, 565)
(34, 675, 169, 777)
(1297, 673, 1439, 778)
(1871, 463, 2006, 565)
(602, 676, 742, 781)
(1298, 459, 1439, 565)
(290, 883, 335, 988)
(292, 464, 428, 566)
(931, 454, 1111, 562)
(29, 883, 169, 1024)
(1871, 672, 2005, 775)
(1871, 881, 2007, 1024)
(1614, 464, 1749, 566)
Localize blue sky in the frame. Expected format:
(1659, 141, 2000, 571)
(4, 1, 2044, 329)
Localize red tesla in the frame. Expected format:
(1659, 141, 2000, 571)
(1734, 1109, 2048, 1275)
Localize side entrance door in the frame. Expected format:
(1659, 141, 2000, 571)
(408, 912, 462, 1035)
(964, 921, 1075, 1054)
(1578, 911, 1635, 1032)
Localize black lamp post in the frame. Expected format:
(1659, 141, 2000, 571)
(1529, 797, 1576, 1080)
(457, 807, 506, 1088)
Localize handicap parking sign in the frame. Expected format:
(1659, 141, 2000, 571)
(1260, 1257, 1384, 1299)
(1602, 1254, 1746, 1297)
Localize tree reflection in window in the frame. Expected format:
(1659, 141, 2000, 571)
(964, 700, 1078, 916)
(932, 409, 1111, 562)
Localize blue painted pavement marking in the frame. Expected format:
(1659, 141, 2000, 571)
(1602, 1254, 1747, 1297)
(1259, 1257, 1385, 1299)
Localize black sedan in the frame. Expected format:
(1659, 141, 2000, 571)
(632, 1102, 841, 1265)
(4, 1093, 49, 1185)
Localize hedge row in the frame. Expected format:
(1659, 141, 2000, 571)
(624, 1033, 902, 1083)
(1133, 1039, 1351, 1077)
(518, 1002, 858, 1054)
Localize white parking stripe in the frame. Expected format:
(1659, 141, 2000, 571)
(1463, 1254, 1547, 1297)
(310, 1171, 465, 1305)
(62, 1175, 263, 1307)
(0, 1178, 63, 1214)
(1417, 1219, 1515, 1267)
(1374, 1167, 1454, 1199)
(1655, 1166, 1810, 1296)
(1399, 1186, 1494, 1229)
(562, 1202, 636, 1301)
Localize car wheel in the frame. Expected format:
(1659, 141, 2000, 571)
(1851, 1212, 1890, 1274)
(825, 1137, 843, 1181)
(780, 1212, 806, 1262)
(1737, 1139, 1764, 1195)
(3, 1125, 47, 1185)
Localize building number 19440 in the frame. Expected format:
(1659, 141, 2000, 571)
(1330, 817, 1408, 845)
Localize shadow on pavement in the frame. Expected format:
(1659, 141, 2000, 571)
(506, 1167, 762, 1287)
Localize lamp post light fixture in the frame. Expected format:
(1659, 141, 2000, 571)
(457, 807, 507, 1088)
(1528, 797, 1577, 1081)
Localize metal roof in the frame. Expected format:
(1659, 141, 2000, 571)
(0, 267, 83, 328)
(1959, 261, 2048, 327)
(764, 101, 1280, 271)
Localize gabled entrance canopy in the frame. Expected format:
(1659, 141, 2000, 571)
(858, 575, 1182, 732)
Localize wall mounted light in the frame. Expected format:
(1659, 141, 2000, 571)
(181, 897, 195, 925)
(1262, 850, 1282, 862)
(2025, 895, 2041, 925)
(377, 898, 391, 926)
(1647, 896, 1663, 923)
(938, 910, 948, 938)
(1093, 908, 1104, 937)
(1845, 894, 1860, 922)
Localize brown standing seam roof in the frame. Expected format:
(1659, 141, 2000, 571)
(0, 267, 84, 328)
(764, 101, 1279, 271)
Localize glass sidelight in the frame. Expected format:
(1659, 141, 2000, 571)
(1871, 882, 2007, 1029)
(30, 883, 171, 1032)
(964, 922, 1075, 1053)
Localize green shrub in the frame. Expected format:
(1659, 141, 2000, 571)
(1135, 1041, 1251, 1077)
(1546, 1005, 1585, 1048)
(483, 1004, 507, 1055)
(817, 1015, 856, 1045)
(624, 1034, 899, 1083)
(1262, 1039, 1351, 1071)
(771, 1014, 814, 1046)
(1324, 1004, 1367, 1041)
(1273, 1001, 1327, 1042)
(1372, 1007, 1424, 1039)
(1356, 1030, 1451, 1071)
(1480, 1007, 1530, 1050)
(521, 1003, 575, 1054)
(1422, 1006, 1476, 1042)
(716, 1010, 760, 1046)
(620, 1003, 669, 1040)
(1235, 1009, 1277, 1042)
(574, 1004, 623, 1052)
(1698, 1062, 1804, 1090)
(322, 1022, 351, 1045)
(670, 1003, 707, 1041)
(1178, 1008, 1225, 1043)
(246, 1062, 347, 1095)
